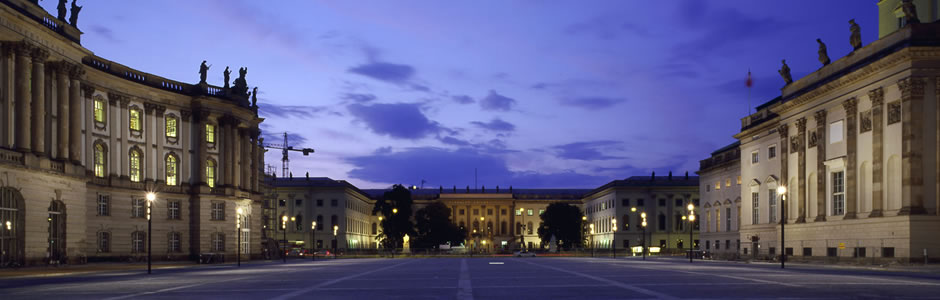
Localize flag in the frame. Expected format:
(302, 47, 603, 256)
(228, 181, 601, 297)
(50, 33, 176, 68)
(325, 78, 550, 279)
(746, 69, 753, 88)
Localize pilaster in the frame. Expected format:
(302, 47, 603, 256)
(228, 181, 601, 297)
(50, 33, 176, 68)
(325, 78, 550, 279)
(796, 117, 807, 223)
(897, 77, 926, 215)
(814, 109, 827, 222)
(869, 87, 885, 217)
(777, 123, 788, 224)
(14, 41, 32, 152)
(843, 97, 858, 219)
(29, 47, 48, 156)
(68, 65, 84, 165)
(52, 62, 71, 161)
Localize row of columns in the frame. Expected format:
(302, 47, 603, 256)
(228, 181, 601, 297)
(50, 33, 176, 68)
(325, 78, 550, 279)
(778, 77, 928, 223)
(210, 114, 261, 192)
(3, 40, 84, 164)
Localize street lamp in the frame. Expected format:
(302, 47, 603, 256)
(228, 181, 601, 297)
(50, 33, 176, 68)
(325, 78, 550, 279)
(332, 225, 339, 259)
(311, 221, 317, 261)
(479, 217, 485, 253)
(519, 208, 526, 251)
(281, 215, 288, 263)
(777, 185, 787, 269)
(640, 212, 647, 260)
(687, 203, 695, 263)
(146, 192, 155, 274)
(611, 218, 617, 258)
(236, 207, 243, 267)
(392, 208, 398, 214)
(589, 223, 595, 257)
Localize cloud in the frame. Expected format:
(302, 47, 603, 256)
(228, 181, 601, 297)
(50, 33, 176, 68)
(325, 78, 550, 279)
(347, 103, 443, 140)
(258, 103, 329, 119)
(451, 95, 475, 104)
(471, 118, 515, 132)
(672, 0, 790, 61)
(342, 93, 377, 103)
(346, 147, 605, 188)
(260, 131, 309, 147)
(553, 140, 625, 161)
(559, 97, 626, 110)
(348, 61, 415, 83)
(89, 25, 120, 43)
(439, 136, 471, 146)
(480, 90, 517, 111)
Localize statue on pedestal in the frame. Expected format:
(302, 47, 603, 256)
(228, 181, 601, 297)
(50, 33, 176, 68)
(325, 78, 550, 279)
(198, 60, 210, 84)
(232, 67, 249, 97)
(817, 39, 830, 66)
(251, 87, 258, 107)
(902, 0, 920, 25)
(778, 59, 793, 85)
(849, 19, 862, 51)
(57, 0, 67, 21)
(223, 67, 231, 89)
(68, 0, 82, 27)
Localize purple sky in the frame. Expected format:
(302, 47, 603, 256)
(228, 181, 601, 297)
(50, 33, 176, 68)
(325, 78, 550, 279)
(49, 0, 875, 189)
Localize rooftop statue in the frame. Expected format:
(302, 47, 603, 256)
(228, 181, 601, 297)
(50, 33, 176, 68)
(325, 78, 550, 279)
(68, 0, 81, 27)
(849, 19, 862, 51)
(223, 67, 231, 89)
(251, 87, 258, 107)
(57, 0, 67, 21)
(817, 38, 830, 66)
(198, 60, 210, 84)
(232, 67, 249, 97)
(902, 0, 920, 25)
(778, 59, 793, 85)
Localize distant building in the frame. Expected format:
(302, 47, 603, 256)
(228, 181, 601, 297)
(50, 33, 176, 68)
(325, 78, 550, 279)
(265, 175, 699, 254)
(697, 142, 742, 259)
(0, 0, 264, 266)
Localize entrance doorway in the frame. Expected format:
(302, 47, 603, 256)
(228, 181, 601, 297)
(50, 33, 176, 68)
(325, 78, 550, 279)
(48, 201, 67, 264)
(0, 187, 24, 267)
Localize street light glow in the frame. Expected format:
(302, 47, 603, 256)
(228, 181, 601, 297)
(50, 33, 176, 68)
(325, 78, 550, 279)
(392, 208, 398, 214)
(236, 207, 243, 215)
(777, 186, 787, 195)
(641, 212, 647, 218)
(582, 216, 587, 221)
(480, 217, 484, 221)
(631, 207, 636, 212)
(146, 192, 155, 202)
(689, 214, 696, 221)
(4, 220, 10, 230)
(687, 203, 694, 211)
(282, 216, 288, 222)
(312, 221, 317, 230)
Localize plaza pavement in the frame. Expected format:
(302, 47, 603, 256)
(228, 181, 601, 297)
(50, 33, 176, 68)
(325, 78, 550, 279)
(1, 256, 940, 299)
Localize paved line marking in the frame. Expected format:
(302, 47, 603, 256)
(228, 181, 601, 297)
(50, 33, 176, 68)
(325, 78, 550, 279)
(457, 258, 474, 300)
(101, 276, 250, 300)
(519, 259, 678, 300)
(610, 263, 804, 288)
(269, 259, 415, 300)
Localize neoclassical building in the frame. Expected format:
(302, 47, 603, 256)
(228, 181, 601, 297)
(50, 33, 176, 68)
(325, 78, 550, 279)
(266, 174, 699, 254)
(0, 0, 264, 266)
(697, 142, 742, 259)
(735, 2, 940, 261)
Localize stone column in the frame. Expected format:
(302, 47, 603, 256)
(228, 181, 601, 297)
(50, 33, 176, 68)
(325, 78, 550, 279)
(155, 105, 166, 183)
(143, 103, 156, 182)
(242, 128, 250, 189)
(68, 66, 84, 165)
(777, 123, 789, 224)
(869, 88, 885, 217)
(180, 110, 192, 184)
(29, 47, 48, 156)
(234, 127, 243, 189)
(796, 117, 807, 223)
(814, 110, 827, 221)
(1, 43, 13, 148)
(898, 77, 926, 215)
(115, 95, 128, 177)
(196, 111, 209, 186)
(842, 98, 858, 219)
(53, 62, 71, 160)
(13, 42, 32, 152)
(223, 116, 235, 187)
(250, 129, 259, 192)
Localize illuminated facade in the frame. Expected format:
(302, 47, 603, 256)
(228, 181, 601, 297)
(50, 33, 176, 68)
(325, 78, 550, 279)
(697, 142, 742, 258)
(0, 0, 264, 266)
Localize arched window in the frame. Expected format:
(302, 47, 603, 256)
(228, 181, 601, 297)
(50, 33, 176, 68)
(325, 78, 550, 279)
(129, 148, 142, 182)
(165, 154, 178, 185)
(472, 220, 480, 232)
(129, 107, 142, 133)
(94, 143, 107, 178)
(527, 222, 533, 235)
(206, 159, 217, 188)
(93, 97, 106, 124)
(500, 221, 507, 234)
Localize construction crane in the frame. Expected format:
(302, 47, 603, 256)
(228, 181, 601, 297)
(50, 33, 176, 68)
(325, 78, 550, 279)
(261, 132, 314, 177)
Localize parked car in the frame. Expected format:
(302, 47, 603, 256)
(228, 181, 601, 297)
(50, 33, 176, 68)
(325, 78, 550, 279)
(514, 250, 536, 257)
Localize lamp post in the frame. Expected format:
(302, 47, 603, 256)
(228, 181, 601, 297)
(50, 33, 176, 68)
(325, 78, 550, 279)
(611, 218, 617, 258)
(281, 215, 287, 263)
(777, 185, 787, 269)
(311, 221, 317, 261)
(237, 207, 243, 267)
(146, 192, 155, 274)
(687, 203, 695, 263)
(518, 208, 525, 251)
(332, 225, 338, 259)
(479, 217, 485, 253)
(589, 223, 595, 257)
(640, 212, 647, 260)
(581, 216, 587, 251)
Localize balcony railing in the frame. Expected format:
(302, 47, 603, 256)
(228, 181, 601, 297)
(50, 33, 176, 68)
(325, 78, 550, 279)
(0, 148, 24, 166)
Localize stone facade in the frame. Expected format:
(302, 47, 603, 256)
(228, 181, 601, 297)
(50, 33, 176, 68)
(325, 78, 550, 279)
(697, 142, 742, 259)
(0, 0, 264, 266)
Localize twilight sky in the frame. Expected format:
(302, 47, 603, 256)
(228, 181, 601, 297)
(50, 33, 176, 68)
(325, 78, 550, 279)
(46, 0, 876, 189)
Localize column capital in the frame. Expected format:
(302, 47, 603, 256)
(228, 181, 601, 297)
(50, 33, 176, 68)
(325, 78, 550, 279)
(81, 83, 95, 98)
(868, 87, 884, 106)
(12, 41, 34, 57)
(180, 110, 192, 121)
(777, 123, 789, 138)
(813, 109, 827, 124)
(795, 117, 807, 132)
(842, 97, 858, 115)
(30, 47, 49, 62)
(68, 64, 85, 79)
(898, 77, 925, 99)
(47, 60, 72, 74)
(143, 102, 157, 115)
(107, 92, 127, 106)
(154, 105, 166, 117)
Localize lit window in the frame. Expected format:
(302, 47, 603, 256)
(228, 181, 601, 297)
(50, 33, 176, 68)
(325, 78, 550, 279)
(832, 171, 845, 215)
(94, 98, 106, 124)
(206, 124, 216, 143)
(527, 209, 533, 216)
(206, 159, 216, 187)
(166, 117, 178, 138)
(726, 179, 731, 187)
(129, 149, 141, 182)
(166, 154, 178, 186)
(737, 176, 742, 185)
(94, 143, 107, 178)
(129, 109, 141, 132)
(715, 182, 720, 190)
(829, 121, 844, 144)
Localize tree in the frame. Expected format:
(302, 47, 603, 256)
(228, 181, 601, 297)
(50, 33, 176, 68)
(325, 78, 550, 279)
(372, 184, 416, 250)
(537, 202, 584, 251)
(414, 201, 467, 249)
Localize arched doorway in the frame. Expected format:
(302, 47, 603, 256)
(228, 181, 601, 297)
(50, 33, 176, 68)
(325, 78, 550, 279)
(48, 200, 67, 264)
(1, 187, 25, 267)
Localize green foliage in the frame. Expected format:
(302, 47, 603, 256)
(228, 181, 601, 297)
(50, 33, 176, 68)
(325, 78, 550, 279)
(414, 201, 467, 249)
(372, 184, 416, 250)
(537, 202, 585, 250)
